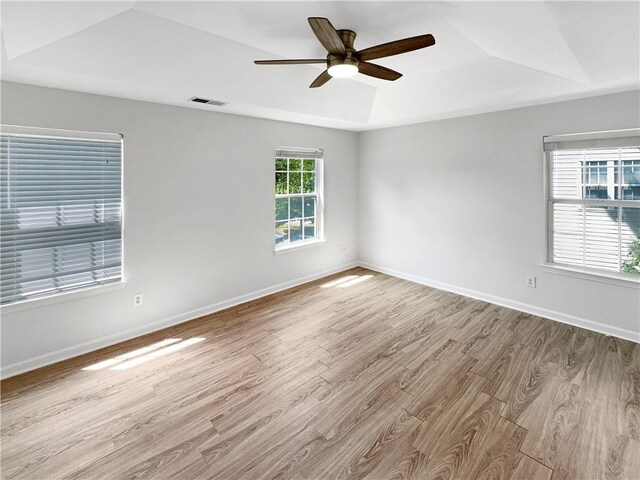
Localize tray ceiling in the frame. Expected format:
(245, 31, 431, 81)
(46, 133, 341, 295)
(2, 1, 638, 131)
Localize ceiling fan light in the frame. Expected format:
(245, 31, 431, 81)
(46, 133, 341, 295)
(328, 63, 359, 78)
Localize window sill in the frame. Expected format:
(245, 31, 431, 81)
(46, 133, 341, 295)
(1, 281, 126, 314)
(274, 238, 325, 255)
(540, 263, 640, 289)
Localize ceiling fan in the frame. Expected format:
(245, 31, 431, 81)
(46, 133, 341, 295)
(254, 17, 436, 88)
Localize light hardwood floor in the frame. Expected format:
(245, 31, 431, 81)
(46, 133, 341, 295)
(1, 267, 639, 479)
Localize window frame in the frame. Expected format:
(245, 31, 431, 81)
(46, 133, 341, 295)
(0, 124, 125, 309)
(544, 129, 640, 286)
(274, 148, 324, 254)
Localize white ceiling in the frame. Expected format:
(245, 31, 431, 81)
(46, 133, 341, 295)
(1, 1, 639, 131)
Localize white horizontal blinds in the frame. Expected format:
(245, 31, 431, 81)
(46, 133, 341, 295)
(552, 204, 632, 272)
(0, 129, 123, 304)
(584, 206, 620, 271)
(547, 129, 640, 275)
(552, 203, 584, 266)
(551, 150, 582, 198)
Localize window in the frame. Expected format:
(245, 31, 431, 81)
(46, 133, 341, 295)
(274, 147, 323, 250)
(1, 125, 123, 305)
(545, 129, 640, 278)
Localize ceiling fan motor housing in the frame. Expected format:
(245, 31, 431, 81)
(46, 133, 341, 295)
(337, 29, 357, 51)
(328, 29, 359, 70)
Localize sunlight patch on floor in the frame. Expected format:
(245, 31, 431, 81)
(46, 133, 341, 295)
(320, 275, 359, 288)
(337, 275, 373, 288)
(82, 337, 205, 371)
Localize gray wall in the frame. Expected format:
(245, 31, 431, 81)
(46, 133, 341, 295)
(0, 81, 359, 376)
(358, 90, 640, 340)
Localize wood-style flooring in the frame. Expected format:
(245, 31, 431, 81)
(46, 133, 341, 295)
(2, 267, 639, 479)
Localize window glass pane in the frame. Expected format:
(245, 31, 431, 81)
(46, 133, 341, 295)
(290, 197, 302, 219)
(275, 158, 288, 171)
(275, 198, 288, 221)
(289, 159, 301, 171)
(621, 207, 640, 275)
(289, 172, 301, 194)
(621, 187, 640, 200)
(289, 219, 302, 243)
(275, 221, 289, 245)
(553, 203, 636, 273)
(552, 149, 619, 200)
(303, 172, 315, 193)
(584, 186, 609, 200)
(304, 196, 315, 218)
(302, 217, 315, 240)
(303, 159, 315, 171)
(622, 160, 640, 185)
(621, 148, 640, 200)
(275, 172, 287, 194)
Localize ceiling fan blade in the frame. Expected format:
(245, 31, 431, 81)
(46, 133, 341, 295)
(358, 34, 435, 61)
(309, 70, 332, 88)
(254, 59, 326, 65)
(358, 62, 402, 81)
(308, 17, 346, 56)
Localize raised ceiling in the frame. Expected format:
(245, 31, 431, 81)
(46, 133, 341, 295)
(2, 1, 638, 131)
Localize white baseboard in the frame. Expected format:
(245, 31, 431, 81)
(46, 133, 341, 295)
(1, 262, 358, 379)
(359, 261, 640, 344)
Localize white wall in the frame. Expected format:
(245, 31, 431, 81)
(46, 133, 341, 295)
(0, 81, 359, 377)
(358, 90, 640, 341)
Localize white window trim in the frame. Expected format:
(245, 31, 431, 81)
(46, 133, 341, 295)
(274, 238, 326, 255)
(0, 279, 127, 313)
(543, 128, 640, 284)
(540, 263, 639, 289)
(274, 151, 324, 253)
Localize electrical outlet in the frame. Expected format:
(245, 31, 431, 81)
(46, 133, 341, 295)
(133, 293, 143, 307)
(525, 276, 537, 288)
(338, 245, 347, 253)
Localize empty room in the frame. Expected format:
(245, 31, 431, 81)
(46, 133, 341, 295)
(1, 1, 639, 479)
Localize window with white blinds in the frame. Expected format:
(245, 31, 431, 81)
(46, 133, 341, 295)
(1, 126, 123, 305)
(545, 129, 640, 278)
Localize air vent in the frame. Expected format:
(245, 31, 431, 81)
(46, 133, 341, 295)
(189, 97, 228, 107)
